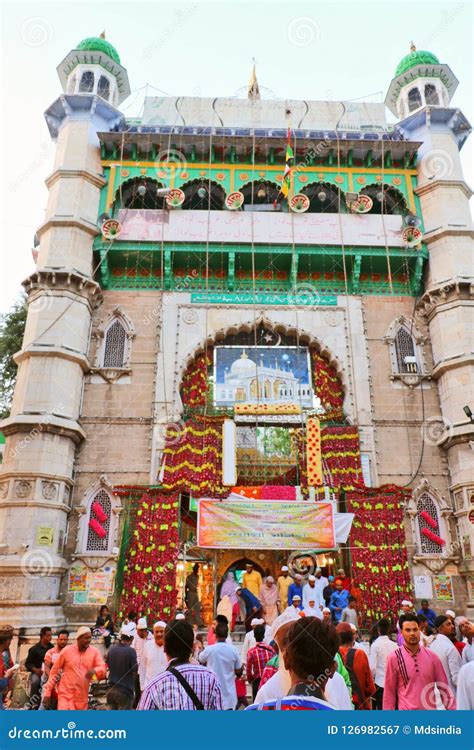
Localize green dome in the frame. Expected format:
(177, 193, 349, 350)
(395, 49, 439, 77)
(76, 36, 120, 64)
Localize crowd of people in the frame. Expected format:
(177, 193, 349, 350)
(0, 567, 473, 712)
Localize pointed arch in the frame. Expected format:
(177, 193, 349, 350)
(96, 308, 136, 370)
(115, 177, 166, 211)
(408, 86, 422, 112)
(384, 315, 426, 376)
(77, 476, 122, 556)
(408, 481, 451, 557)
(240, 180, 280, 210)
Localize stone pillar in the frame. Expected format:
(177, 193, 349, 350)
(0, 95, 121, 631)
(410, 110, 474, 612)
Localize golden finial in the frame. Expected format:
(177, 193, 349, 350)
(410, 41, 416, 52)
(100, 30, 106, 39)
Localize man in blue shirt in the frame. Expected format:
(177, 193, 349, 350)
(287, 574, 303, 607)
(236, 587, 263, 632)
(417, 599, 437, 628)
(329, 579, 350, 623)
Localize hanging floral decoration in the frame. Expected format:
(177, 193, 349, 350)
(118, 491, 180, 622)
(421, 528, 445, 546)
(419, 510, 437, 529)
(311, 351, 344, 422)
(160, 416, 227, 497)
(180, 349, 213, 410)
(346, 485, 413, 627)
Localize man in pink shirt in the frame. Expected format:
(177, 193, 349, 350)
(43, 627, 106, 710)
(383, 613, 455, 710)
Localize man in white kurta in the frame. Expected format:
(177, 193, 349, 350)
(456, 661, 474, 710)
(302, 575, 325, 612)
(141, 621, 168, 688)
(429, 615, 462, 698)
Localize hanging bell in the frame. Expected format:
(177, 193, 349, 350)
(376, 191, 384, 202)
(197, 187, 207, 199)
(318, 190, 327, 202)
(137, 183, 147, 197)
(257, 184, 267, 199)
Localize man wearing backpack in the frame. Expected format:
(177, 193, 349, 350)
(337, 622, 375, 710)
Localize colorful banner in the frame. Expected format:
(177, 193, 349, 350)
(197, 500, 335, 550)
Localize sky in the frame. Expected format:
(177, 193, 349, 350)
(1, 0, 472, 313)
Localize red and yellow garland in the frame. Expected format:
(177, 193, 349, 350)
(346, 485, 413, 627)
(119, 491, 180, 622)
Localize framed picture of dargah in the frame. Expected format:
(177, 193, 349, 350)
(213, 345, 313, 408)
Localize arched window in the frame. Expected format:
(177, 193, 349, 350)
(360, 185, 407, 216)
(101, 318, 127, 368)
(424, 84, 439, 106)
(79, 71, 95, 93)
(301, 182, 346, 213)
(407, 87, 422, 112)
(116, 177, 166, 210)
(86, 488, 112, 553)
(416, 493, 443, 554)
(240, 181, 280, 211)
(182, 180, 226, 210)
(394, 326, 417, 373)
(97, 75, 110, 101)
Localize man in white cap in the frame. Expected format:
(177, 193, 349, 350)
(277, 565, 291, 614)
(322, 607, 332, 624)
(106, 623, 138, 710)
(132, 617, 152, 705)
(42, 627, 106, 710)
(141, 621, 168, 688)
(241, 617, 265, 664)
(314, 567, 329, 599)
(288, 594, 303, 614)
(303, 574, 324, 612)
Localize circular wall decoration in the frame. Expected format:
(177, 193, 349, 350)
(165, 188, 185, 208)
(351, 195, 373, 214)
(239, 172, 249, 181)
(393, 177, 402, 186)
(334, 175, 344, 184)
(215, 172, 226, 181)
(468, 509, 474, 525)
(290, 193, 310, 212)
(401, 226, 423, 247)
(225, 191, 244, 210)
(101, 219, 122, 240)
(120, 169, 130, 177)
(182, 309, 198, 325)
(298, 175, 308, 183)
(356, 176, 366, 185)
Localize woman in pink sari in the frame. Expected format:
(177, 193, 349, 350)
(260, 576, 279, 625)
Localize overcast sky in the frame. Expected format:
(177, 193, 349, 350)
(1, 0, 472, 313)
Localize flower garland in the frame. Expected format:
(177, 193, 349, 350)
(346, 485, 413, 627)
(180, 350, 213, 409)
(160, 416, 227, 497)
(320, 427, 364, 491)
(119, 491, 180, 622)
(311, 351, 344, 422)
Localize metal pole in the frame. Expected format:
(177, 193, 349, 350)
(212, 550, 218, 616)
(182, 543, 187, 610)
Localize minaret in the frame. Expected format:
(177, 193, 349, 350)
(386, 47, 474, 609)
(0, 35, 130, 630)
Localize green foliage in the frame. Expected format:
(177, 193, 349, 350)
(0, 296, 27, 419)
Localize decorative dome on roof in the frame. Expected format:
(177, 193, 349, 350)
(230, 351, 258, 377)
(395, 43, 439, 77)
(76, 33, 120, 64)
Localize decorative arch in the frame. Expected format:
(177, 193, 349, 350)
(301, 182, 346, 213)
(79, 70, 95, 93)
(177, 314, 346, 420)
(97, 74, 111, 101)
(93, 308, 136, 375)
(384, 315, 427, 378)
(424, 83, 439, 106)
(77, 475, 122, 556)
(180, 179, 226, 210)
(115, 177, 166, 211)
(240, 180, 280, 209)
(407, 480, 452, 559)
(360, 184, 408, 215)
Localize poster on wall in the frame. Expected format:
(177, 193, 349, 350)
(68, 564, 88, 592)
(433, 575, 454, 601)
(214, 346, 313, 408)
(35, 526, 54, 547)
(87, 568, 115, 605)
(198, 499, 335, 550)
(414, 575, 433, 600)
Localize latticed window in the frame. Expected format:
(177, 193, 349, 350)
(102, 319, 127, 368)
(86, 489, 112, 552)
(394, 327, 417, 373)
(417, 493, 443, 554)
